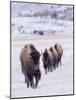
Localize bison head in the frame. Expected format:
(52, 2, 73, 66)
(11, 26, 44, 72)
(54, 43, 59, 51)
(30, 51, 40, 65)
(49, 47, 53, 52)
(43, 49, 49, 65)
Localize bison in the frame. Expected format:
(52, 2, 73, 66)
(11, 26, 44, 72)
(20, 44, 41, 88)
(42, 48, 53, 74)
(54, 43, 63, 66)
(49, 46, 58, 68)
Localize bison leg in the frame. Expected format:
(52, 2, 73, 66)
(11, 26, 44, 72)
(53, 63, 56, 69)
(25, 74, 28, 83)
(56, 63, 59, 68)
(45, 67, 48, 74)
(30, 77, 34, 88)
(27, 74, 34, 88)
(50, 66, 53, 72)
(27, 78, 30, 88)
(34, 70, 41, 88)
(60, 59, 62, 66)
(56, 59, 59, 68)
(45, 69, 47, 74)
(48, 65, 51, 72)
(25, 77, 27, 83)
(44, 64, 48, 74)
(57, 59, 60, 67)
(48, 66, 49, 72)
(35, 77, 39, 88)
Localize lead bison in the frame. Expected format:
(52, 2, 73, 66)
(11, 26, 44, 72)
(20, 44, 41, 88)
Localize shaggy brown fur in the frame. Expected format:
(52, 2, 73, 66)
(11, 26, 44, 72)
(54, 43, 63, 66)
(50, 46, 58, 68)
(20, 44, 41, 88)
(42, 48, 53, 74)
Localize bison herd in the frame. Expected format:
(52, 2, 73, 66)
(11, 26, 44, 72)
(20, 43, 63, 89)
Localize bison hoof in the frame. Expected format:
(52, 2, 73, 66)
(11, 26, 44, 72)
(50, 68, 53, 72)
(45, 70, 47, 74)
(27, 85, 29, 88)
(27, 83, 29, 88)
(25, 79, 27, 83)
(32, 85, 37, 89)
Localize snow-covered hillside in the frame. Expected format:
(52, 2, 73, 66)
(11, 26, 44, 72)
(11, 2, 73, 20)
(11, 2, 73, 36)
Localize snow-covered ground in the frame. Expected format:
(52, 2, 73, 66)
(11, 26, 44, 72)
(11, 34, 73, 98)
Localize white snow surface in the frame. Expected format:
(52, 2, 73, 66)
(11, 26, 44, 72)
(11, 35, 73, 98)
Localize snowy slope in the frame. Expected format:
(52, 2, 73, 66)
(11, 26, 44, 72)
(11, 2, 73, 36)
(11, 2, 73, 20)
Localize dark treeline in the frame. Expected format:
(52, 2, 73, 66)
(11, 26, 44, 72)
(18, 7, 73, 21)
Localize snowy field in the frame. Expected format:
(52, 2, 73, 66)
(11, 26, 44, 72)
(11, 17, 73, 35)
(11, 34, 73, 98)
